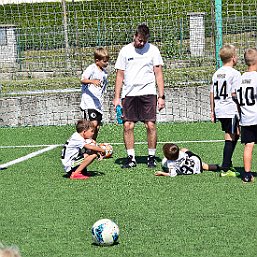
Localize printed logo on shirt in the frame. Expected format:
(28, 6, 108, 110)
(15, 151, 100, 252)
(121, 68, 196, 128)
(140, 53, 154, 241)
(128, 57, 134, 61)
(90, 112, 97, 119)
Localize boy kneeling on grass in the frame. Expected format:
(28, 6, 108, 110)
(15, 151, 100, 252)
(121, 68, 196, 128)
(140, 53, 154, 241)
(61, 119, 106, 180)
(155, 143, 221, 177)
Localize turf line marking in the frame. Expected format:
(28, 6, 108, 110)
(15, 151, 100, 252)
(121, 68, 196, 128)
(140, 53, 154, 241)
(0, 145, 59, 169)
(0, 139, 224, 149)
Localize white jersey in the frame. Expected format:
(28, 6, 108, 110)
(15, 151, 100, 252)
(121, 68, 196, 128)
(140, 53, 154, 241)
(211, 66, 241, 118)
(80, 63, 108, 114)
(236, 71, 257, 126)
(115, 42, 164, 98)
(61, 132, 89, 172)
(162, 151, 202, 177)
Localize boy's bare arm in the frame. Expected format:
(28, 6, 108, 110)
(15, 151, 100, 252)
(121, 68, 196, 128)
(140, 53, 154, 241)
(232, 92, 241, 120)
(155, 171, 170, 176)
(81, 78, 101, 86)
(84, 143, 105, 154)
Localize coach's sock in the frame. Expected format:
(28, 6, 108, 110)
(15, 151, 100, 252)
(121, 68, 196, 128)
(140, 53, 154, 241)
(127, 149, 136, 161)
(148, 148, 156, 157)
(222, 140, 234, 171)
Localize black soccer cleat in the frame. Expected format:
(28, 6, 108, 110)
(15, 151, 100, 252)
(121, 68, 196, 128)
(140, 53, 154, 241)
(147, 155, 156, 168)
(242, 171, 254, 183)
(121, 155, 137, 168)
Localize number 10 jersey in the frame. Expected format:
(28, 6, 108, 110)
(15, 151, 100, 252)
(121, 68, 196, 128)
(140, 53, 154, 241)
(236, 71, 257, 126)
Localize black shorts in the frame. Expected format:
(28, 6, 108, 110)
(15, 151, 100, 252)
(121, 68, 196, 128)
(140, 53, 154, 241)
(241, 125, 257, 144)
(122, 95, 157, 122)
(218, 115, 239, 134)
(83, 109, 102, 124)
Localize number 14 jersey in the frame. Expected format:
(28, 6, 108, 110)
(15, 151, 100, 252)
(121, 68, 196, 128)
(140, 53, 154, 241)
(211, 66, 241, 118)
(236, 71, 257, 126)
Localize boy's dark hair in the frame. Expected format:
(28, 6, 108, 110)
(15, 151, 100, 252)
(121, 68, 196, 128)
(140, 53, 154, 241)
(163, 143, 180, 160)
(76, 119, 94, 133)
(135, 24, 150, 40)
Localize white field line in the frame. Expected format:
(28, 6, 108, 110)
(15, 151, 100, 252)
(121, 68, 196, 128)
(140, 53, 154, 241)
(0, 139, 223, 169)
(0, 139, 224, 149)
(0, 145, 59, 169)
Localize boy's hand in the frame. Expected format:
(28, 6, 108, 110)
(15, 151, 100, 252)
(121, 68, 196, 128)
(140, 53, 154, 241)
(92, 79, 101, 87)
(155, 171, 165, 176)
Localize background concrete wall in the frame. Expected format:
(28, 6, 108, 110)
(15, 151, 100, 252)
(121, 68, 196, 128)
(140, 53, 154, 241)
(0, 86, 210, 127)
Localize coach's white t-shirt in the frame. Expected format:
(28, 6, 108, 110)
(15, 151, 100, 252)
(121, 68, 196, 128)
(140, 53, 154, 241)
(211, 66, 241, 118)
(80, 63, 108, 114)
(237, 71, 257, 126)
(115, 42, 164, 98)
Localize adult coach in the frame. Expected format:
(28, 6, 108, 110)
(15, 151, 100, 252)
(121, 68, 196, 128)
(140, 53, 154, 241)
(113, 24, 165, 168)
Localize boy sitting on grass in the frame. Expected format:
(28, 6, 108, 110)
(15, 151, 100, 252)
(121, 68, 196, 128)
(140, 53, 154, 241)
(155, 143, 222, 177)
(61, 119, 106, 180)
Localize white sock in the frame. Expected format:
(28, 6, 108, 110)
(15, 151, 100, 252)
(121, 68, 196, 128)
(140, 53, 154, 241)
(148, 149, 156, 156)
(127, 149, 135, 161)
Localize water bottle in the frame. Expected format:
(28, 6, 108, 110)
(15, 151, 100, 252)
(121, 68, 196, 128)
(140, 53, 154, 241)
(116, 105, 123, 124)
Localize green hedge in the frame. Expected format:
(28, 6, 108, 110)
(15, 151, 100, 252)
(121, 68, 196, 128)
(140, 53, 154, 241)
(0, 0, 255, 56)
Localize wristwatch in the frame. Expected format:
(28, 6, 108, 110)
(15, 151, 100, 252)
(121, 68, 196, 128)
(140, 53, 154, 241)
(158, 95, 165, 100)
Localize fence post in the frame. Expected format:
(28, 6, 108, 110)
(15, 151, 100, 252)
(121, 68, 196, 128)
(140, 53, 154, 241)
(215, 0, 223, 69)
(187, 12, 206, 57)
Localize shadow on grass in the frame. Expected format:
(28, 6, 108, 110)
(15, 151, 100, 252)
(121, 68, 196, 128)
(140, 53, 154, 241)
(62, 170, 105, 179)
(91, 241, 120, 247)
(114, 155, 162, 166)
(233, 167, 257, 180)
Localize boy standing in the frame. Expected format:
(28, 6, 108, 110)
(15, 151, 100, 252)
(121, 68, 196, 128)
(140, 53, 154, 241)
(61, 119, 106, 180)
(155, 143, 219, 177)
(80, 47, 109, 140)
(210, 44, 241, 177)
(235, 48, 257, 183)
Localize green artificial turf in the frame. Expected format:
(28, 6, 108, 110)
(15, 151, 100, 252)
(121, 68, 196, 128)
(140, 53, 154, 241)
(0, 122, 257, 257)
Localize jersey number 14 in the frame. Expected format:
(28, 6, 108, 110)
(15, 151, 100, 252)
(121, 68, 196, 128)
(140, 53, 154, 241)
(213, 81, 228, 100)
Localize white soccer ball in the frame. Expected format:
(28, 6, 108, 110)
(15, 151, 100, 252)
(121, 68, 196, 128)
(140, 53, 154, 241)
(91, 219, 119, 246)
(99, 143, 113, 158)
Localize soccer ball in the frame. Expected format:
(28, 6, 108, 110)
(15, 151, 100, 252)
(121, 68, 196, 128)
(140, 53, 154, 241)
(99, 143, 113, 158)
(91, 219, 119, 246)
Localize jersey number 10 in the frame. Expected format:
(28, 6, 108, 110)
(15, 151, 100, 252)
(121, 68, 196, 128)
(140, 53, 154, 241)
(236, 87, 256, 106)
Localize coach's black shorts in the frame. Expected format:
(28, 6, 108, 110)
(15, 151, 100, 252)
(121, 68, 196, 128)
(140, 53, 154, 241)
(218, 115, 239, 134)
(82, 109, 102, 124)
(122, 95, 157, 122)
(241, 125, 257, 144)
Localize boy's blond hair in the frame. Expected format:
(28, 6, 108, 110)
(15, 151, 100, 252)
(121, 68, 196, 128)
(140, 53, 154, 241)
(163, 143, 180, 160)
(244, 48, 257, 66)
(94, 47, 109, 61)
(76, 119, 94, 133)
(219, 44, 236, 64)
